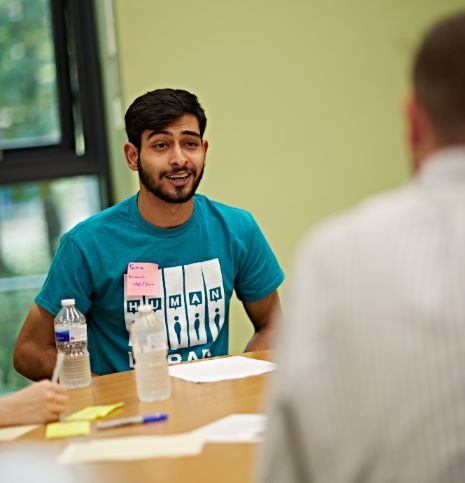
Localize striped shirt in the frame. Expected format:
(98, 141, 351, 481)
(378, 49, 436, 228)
(260, 146, 465, 483)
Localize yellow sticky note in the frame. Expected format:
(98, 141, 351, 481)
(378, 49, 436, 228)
(66, 402, 124, 421)
(46, 421, 90, 439)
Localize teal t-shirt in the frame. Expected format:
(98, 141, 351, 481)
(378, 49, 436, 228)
(36, 194, 284, 375)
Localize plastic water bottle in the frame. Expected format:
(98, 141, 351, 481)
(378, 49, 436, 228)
(54, 299, 91, 389)
(131, 304, 171, 401)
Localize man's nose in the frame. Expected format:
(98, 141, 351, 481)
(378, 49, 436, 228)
(169, 143, 188, 166)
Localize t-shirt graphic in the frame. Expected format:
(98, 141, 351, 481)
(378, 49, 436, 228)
(124, 258, 225, 361)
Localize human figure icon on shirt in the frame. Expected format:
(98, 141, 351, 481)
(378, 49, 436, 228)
(194, 313, 200, 340)
(174, 315, 182, 345)
(214, 308, 221, 333)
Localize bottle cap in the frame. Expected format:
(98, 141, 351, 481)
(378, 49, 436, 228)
(138, 304, 154, 314)
(61, 299, 75, 306)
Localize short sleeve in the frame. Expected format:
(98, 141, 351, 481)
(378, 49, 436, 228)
(35, 234, 93, 316)
(234, 214, 284, 303)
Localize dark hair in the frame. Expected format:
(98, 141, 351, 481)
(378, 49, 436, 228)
(124, 88, 207, 149)
(413, 12, 465, 144)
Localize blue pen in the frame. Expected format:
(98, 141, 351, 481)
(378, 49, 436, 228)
(96, 413, 168, 430)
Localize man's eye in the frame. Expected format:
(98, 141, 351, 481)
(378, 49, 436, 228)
(185, 141, 199, 148)
(154, 143, 166, 149)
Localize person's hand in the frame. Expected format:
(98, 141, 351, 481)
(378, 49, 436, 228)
(1, 380, 69, 426)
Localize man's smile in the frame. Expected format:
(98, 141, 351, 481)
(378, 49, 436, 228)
(165, 171, 192, 186)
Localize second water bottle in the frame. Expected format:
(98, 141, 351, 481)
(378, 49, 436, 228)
(131, 304, 171, 401)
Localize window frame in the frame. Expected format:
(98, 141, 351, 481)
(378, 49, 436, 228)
(0, 0, 111, 204)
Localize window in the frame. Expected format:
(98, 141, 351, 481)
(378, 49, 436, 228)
(0, 0, 60, 150)
(0, 0, 110, 393)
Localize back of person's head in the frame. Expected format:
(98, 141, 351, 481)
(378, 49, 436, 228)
(413, 11, 465, 145)
(124, 88, 207, 150)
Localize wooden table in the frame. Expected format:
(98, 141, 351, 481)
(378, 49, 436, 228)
(1, 351, 274, 483)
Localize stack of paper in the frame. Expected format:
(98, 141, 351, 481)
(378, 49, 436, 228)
(0, 425, 38, 442)
(57, 432, 206, 464)
(168, 356, 276, 383)
(195, 414, 267, 443)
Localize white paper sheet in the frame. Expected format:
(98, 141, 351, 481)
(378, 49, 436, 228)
(57, 432, 206, 464)
(168, 356, 276, 383)
(0, 424, 39, 441)
(195, 414, 267, 443)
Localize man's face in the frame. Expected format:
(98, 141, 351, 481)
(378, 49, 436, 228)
(136, 114, 207, 204)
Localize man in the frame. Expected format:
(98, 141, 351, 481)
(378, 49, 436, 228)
(14, 89, 283, 378)
(259, 12, 465, 483)
(0, 380, 68, 427)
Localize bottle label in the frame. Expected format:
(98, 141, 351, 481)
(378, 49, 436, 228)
(55, 329, 70, 343)
(55, 325, 87, 343)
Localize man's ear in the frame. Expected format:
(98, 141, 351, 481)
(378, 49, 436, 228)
(405, 94, 422, 153)
(124, 143, 139, 172)
(404, 93, 427, 172)
(202, 139, 209, 165)
(404, 93, 436, 172)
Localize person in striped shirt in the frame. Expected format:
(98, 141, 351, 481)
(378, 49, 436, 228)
(260, 11, 465, 483)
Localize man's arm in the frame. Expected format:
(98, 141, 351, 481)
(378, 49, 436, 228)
(242, 290, 281, 352)
(14, 303, 57, 381)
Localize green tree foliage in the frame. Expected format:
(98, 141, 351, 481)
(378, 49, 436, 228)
(0, 0, 61, 393)
(0, 0, 59, 148)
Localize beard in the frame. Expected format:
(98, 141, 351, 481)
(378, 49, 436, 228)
(137, 156, 205, 204)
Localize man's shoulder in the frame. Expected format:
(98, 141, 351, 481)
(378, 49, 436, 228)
(65, 195, 135, 240)
(194, 194, 255, 224)
(301, 184, 419, 256)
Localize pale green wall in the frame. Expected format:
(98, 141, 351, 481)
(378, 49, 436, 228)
(95, 0, 138, 201)
(105, 0, 464, 352)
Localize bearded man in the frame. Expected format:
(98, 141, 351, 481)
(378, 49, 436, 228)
(14, 88, 283, 377)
